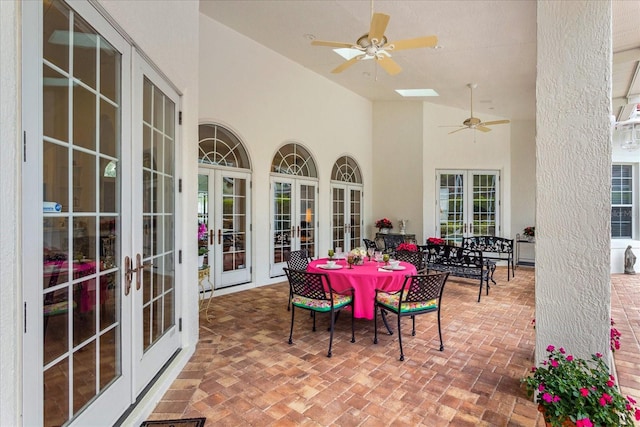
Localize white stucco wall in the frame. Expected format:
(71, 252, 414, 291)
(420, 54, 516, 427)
(0, 1, 21, 425)
(511, 119, 537, 261)
(536, 0, 611, 361)
(372, 102, 424, 240)
(198, 14, 374, 290)
(422, 102, 513, 240)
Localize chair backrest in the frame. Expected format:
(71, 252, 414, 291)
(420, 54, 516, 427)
(363, 238, 377, 250)
(462, 236, 513, 254)
(401, 272, 449, 304)
(394, 250, 426, 271)
(286, 249, 310, 270)
(284, 268, 332, 301)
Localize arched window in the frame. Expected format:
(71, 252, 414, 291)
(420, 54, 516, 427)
(331, 155, 362, 183)
(198, 124, 251, 170)
(271, 143, 317, 177)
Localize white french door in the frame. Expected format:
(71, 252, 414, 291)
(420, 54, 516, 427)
(198, 168, 252, 288)
(436, 170, 500, 245)
(132, 56, 181, 396)
(331, 183, 363, 252)
(22, 1, 181, 425)
(270, 177, 317, 277)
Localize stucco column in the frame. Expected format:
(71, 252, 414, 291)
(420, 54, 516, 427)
(535, 1, 612, 362)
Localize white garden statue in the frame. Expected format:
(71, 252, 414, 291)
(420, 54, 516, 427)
(398, 219, 408, 235)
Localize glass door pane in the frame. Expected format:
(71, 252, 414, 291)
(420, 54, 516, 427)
(271, 180, 292, 276)
(299, 183, 316, 259)
(217, 171, 251, 287)
(134, 68, 180, 394)
(438, 172, 465, 244)
(472, 173, 497, 236)
(349, 188, 362, 249)
(331, 186, 346, 251)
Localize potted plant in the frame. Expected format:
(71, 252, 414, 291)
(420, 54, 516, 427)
(523, 226, 535, 241)
(375, 218, 393, 233)
(522, 345, 640, 427)
(396, 242, 418, 252)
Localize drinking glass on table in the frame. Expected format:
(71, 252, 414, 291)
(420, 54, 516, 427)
(328, 249, 334, 259)
(367, 247, 375, 262)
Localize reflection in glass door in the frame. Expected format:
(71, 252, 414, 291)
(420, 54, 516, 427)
(198, 169, 251, 288)
(436, 170, 500, 245)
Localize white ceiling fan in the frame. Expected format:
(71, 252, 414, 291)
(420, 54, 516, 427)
(445, 83, 510, 134)
(310, 9, 437, 76)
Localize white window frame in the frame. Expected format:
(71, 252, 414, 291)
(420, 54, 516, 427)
(611, 163, 638, 239)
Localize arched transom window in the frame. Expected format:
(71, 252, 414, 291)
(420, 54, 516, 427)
(198, 124, 251, 169)
(271, 143, 317, 177)
(331, 155, 362, 184)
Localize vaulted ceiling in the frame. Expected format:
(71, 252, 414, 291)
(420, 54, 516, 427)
(200, 1, 640, 123)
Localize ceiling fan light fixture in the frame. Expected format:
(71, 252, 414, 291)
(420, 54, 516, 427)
(395, 88, 439, 97)
(617, 123, 640, 151)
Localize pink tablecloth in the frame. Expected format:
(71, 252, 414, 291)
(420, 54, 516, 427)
(307, 258, 417, 319)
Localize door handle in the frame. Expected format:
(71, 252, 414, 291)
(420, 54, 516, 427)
(297, 225, 300, 238)
(469, 223, 474, 235)
(209, 229, 214, 245)
(135, 253, 153, 291)
(218, 229, 222, 245)
(124, 256, 133, 296)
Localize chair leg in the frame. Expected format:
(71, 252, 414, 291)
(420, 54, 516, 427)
(373, 304, 378, 344)
(350, 305, 355, 343)
(327, 310, 334, 358)
(411, 315, 416, 336)
(312, 311, 316, 332)
(477, 279, 483, 302)
(380, 309, 393, 335)
(287, 289, 291, 311)
(437, 309, 444, 351)
(288, 305, 295, 344)
(397, 312, 404, 361)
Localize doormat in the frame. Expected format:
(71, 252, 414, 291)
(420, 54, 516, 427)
(140, 417, 205, 427)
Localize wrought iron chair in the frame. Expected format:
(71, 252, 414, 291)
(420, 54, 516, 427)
(394, 250, 426, 273)
(284, 268, 355, 358)
(374, 272, 450, 361)
(285, 249, 312, 310)
(363, 238, 377, 250)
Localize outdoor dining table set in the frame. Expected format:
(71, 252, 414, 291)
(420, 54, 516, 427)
(285, 252, 449, 361)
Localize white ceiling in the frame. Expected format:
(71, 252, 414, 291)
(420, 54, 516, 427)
(200, 0, 640, 123)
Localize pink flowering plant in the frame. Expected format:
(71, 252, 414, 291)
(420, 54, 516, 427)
(522, 345, 640, 427)
(396, 242, 418, 252)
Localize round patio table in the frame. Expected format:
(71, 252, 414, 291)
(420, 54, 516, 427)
(307, 257, 417, 320)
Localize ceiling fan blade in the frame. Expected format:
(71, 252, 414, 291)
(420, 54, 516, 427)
(369, 13, 390, 43)
(448, 127, 468, 135)
(376, 56, 402, 75)
(479, 120, 511, 126)
(476, 126, 492, 132)
(331, 56, 363, 73)
(311, 40, 355, 49)
(389, 35, 438, 51)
